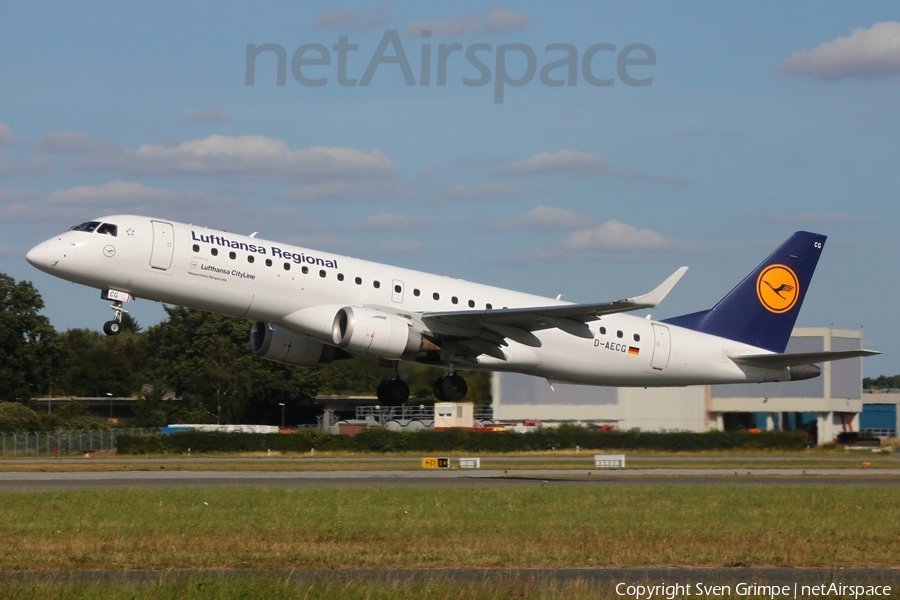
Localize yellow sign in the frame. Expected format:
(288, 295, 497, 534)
(756, 264, 799, 314)
(421, 457, 450, 469)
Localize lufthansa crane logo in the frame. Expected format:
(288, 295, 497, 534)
(756, 264, 799, 314)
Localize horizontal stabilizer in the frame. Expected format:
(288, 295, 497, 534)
(729, 349, 880, 370)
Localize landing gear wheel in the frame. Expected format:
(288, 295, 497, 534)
(433, 378, 447, 401)
(102, 320, 121, 336)
(385, 380, 410, 405)
(376, 381, 388, 403)
(434, 375, 468, 401)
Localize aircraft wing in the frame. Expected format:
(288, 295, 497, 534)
(729, 350, 880, 369)
(421, 267, 688, 343)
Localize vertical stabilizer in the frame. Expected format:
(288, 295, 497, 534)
(663, 232, 826, 353)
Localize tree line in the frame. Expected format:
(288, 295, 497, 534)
(0, 272, 491, 429)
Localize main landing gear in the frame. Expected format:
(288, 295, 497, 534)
(433, 370, 468, 402)
(375, 362, 470, 404)
(102, 300, 127, 336)
(376, 360, 410, 406)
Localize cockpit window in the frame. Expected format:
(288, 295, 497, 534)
(96, 223, 117, 237)
(69, 221, 101, 233)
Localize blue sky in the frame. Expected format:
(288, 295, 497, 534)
(1, 2, 898, 375)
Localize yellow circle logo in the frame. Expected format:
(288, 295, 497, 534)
(756, 264, 799, 314)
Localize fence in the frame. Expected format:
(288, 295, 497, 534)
(0, 428, 158, 457)
(355, 405, 494, 424)
(859, 428, 896, 439)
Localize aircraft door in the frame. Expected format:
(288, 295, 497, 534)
(150, 220, 175, 270)
(391, 280, 404, 303)
(650, 323, 671, 370)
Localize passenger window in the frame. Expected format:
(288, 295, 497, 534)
(355, 277, 362, 285)
(599, 327, 606, 335)
(634, 333, 640, 342)
(192, 244, 200, 252)
(69, 221, 100, 233)
(229, 251, 236, 260)
(265, 258, 272, 267)
(247, 255, 254, 264)
(413, 289, 420, 297)
(302, 266, 309, 274)
(96, 223, 117, 236)
(319, 270, 326, 278)
(468, 300, 475, 308)
(433, 292, 440, 301)
(283, 262, 290, 270)
(617, 331, 623, 338)
(394, 284, 402, 294)
(451, 296, 458, 305)
(211, 248, 218, 256)
(337, 273, 344, 281)
(486, 303, 492, 310)
(373, 281, 381, 289)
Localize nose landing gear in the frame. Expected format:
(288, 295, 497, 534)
(103, 300, 128, 336)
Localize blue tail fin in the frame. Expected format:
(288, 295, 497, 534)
(663, 232, 826, 353)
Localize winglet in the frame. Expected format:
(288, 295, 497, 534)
(628, 267, 688, 308)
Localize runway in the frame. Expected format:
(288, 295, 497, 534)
(0, 468, 898, 490)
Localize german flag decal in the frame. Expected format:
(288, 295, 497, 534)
(628, 346, 640, 355)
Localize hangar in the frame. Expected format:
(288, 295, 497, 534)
(492, 327, 870, 445)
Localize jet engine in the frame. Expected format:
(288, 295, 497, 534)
(250, 321, 345, 367)
(332, 306, 423, 359)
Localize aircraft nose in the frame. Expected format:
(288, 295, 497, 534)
(26, 241, 59, 271)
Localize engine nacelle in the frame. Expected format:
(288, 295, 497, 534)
(332, 306, 422, 359)
(250, 321, 340, 367)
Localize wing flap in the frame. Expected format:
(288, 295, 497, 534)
(422, 267, 688, 336)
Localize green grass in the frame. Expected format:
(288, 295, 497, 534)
(1, 485, 898, 571)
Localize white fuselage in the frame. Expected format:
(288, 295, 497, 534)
(26, 215, 787, 387)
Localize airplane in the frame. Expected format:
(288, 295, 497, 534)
(25, 215, 878, 404)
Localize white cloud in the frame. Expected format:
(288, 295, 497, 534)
(1, 180, 227, 221)
(44, 180, 214, 206)
(493, 149, 613, 176)
(351, 213, 429, 230)
(277, 179, 412, 202)
(372, 240, 425, 254)
(185, 109, 232, 123)
(428, 182, 526, 203)
(0, 123, 17, 147)
(559, 220, 699, 254)
(779, 21, 900, 80)
(71, 134, 400, 182)
(417, 165, 436, 182)
(498, 205, 599, 230)
(404, 8, 528, 36)
(39, 130, 119, 153)
(493, 149, 690, 183)
(0, 186, 39, 203)
(766, 212, 855, 224)
(314, 7, 397, 31)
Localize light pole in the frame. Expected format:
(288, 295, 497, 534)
(278, 403, 285, 429)
(107, 393, 113, 419)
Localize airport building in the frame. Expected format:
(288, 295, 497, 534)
(493, 327, 873, 445)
